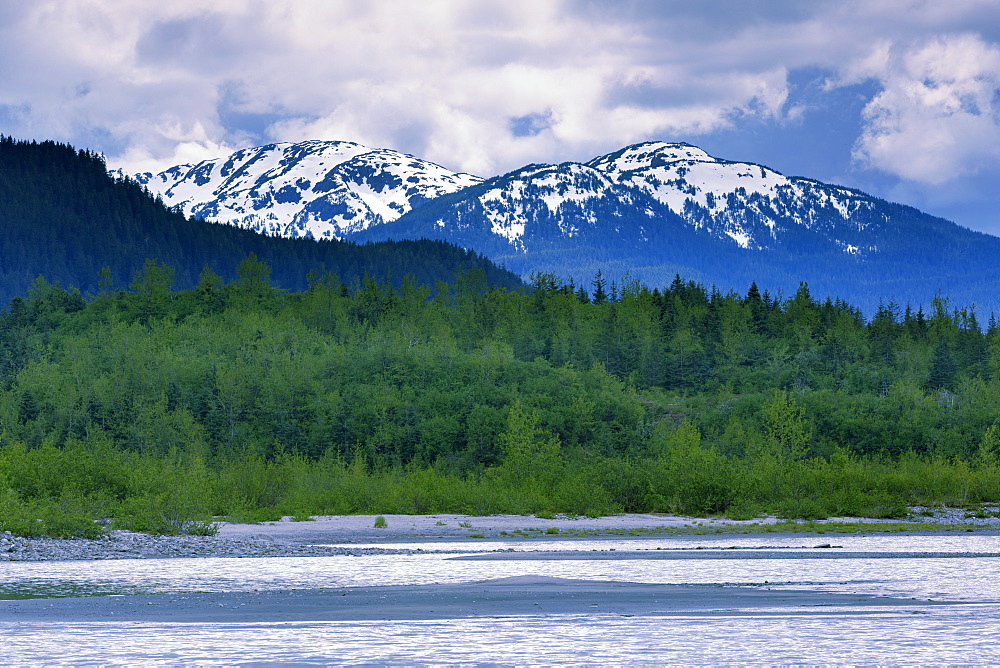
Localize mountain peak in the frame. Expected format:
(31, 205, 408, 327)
(135, 139, 482, 240)
(587, 141, 718, 173)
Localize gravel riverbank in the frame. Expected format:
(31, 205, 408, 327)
(0, 530, 459, 562)
(2, 506, 997, 562)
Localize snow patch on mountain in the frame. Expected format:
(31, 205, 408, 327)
(586, 142, 879, 252)
(135, 140, 482, 240)
(399, 140, 883, 257)
(469, 161, 655, 248)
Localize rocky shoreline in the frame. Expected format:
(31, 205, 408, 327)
(0, 530, 463, 562)
(2, 506, 997, 562)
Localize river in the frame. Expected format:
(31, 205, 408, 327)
(2, 533, 999, 664)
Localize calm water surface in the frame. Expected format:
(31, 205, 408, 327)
(2, 534, 999, 664)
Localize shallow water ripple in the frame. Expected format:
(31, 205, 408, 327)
(3, 550, 999, 602)
(3, 608, 1000, 665)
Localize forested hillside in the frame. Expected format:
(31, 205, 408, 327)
(0, 136, 521, 303)
(2, 263, 999, 537)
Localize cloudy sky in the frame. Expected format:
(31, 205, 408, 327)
(4, 0, 1000, 234)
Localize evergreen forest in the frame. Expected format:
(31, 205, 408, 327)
(0, 136, 521, 304)
(3, 258, 1000, 537)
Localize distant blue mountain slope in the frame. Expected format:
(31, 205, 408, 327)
(140, 140, 1000, 312)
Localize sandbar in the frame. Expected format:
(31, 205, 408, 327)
(215, 510, 1000, 545)
(0, 576, 954, 623)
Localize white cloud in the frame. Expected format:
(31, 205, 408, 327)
(0, 0, 813, 176)
(851, 34, 1000, 184)
(2, 0, 1000, 204)
(251, 2, 816, 176)
(118, 135, 239, 176)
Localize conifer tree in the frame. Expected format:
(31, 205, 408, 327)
(592, 271, 608, 305)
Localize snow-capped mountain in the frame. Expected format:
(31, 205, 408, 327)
(586, 142, 877, 254)
(139, 139, 1000, 310)
(136, 139, 881, 255)
(352, 141, 902, 260)
(413, 160, 671, 252)
(353, 141, 1000, 310)
(134, 140, 482, 240)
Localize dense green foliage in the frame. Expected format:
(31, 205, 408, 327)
(0, 136, 522, 303)
(2, 261, 1000, 536)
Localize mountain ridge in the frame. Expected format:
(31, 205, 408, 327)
(135, 139, 482, 241)
(137, 138, 1000, 312)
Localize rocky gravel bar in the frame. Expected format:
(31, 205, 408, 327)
(0, 530, 462, 562)
(3, 505, 999, 562)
